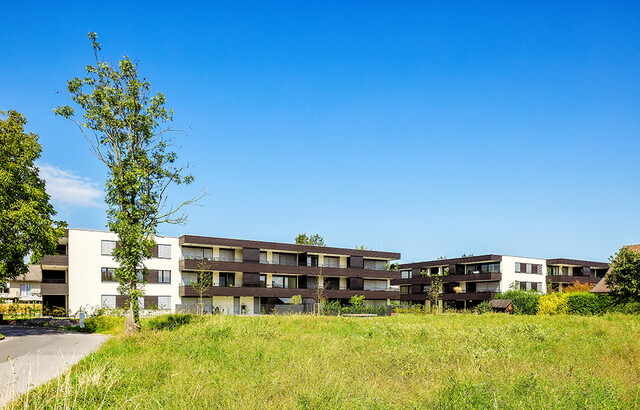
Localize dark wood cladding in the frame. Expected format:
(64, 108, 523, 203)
(400, 292, 496, 302)
(546, 258, 608, 269)
(146, 270, 159, 284)
(347, 277, 364, 290)
(391, 273, 502, 286)
(546, 275, 600, 284)
(348, 256, 364, 269)
(41, 283, 69, 295)
(40, 255, 69, 266)
(179, 285, 399, 300)
(144, 296, 158, 309)
(180, 259, 400, 279)
(243, 248, 260, 263)
(180, 235, 400, 260)
(399, 255, 503, 270)
(243, 272, 261, 287)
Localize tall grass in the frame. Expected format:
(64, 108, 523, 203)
(8, 314, 640, 409)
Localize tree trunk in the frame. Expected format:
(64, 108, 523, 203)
(124, 305, 141, 335)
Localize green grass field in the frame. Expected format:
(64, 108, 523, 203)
(9, 313, 640, 409)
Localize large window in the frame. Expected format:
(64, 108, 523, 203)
(307, 255, 319, 267)
(401, 270, 412, 279)
(157, 244, 171, 259)
(101, 240, 116, 256)
(219, 249, 236, 262)
(547, 266, 559, 276)
(20, 284, 31, 296)
(101, 295, 116, 309)
(260, 252, 267, 263)
(476, 281, 500, 293)
(324, 256, 340, 268)
(182, 246, 213, 260)
(158, 270, 171, 283)
(364, 279, 387, 291)
(101, 267, 116, 282)
(219, 272, 235, 287)
(364, 259, 387, 271)
(515, 262, 542, 274)
(273, 253, 297, 266)
(157, 296, 171, 310)
(272, 275, 297, 289)
(400, 286, 409, 295)
(259, 274, 267, 287)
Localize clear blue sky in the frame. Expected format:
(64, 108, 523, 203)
(1, 1, 638, 263)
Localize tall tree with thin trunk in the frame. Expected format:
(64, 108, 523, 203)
(55, 33, 203, 334)
(0, 110, 66, 284)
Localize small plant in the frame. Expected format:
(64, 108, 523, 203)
(475, 300, 492, 314)
(349, 295, 365, 308)
(290, 295, 302, 305)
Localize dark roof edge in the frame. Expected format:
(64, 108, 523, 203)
(399, 254, 504, 269)
(179, 235, 401, 260)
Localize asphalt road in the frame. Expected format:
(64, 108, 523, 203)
(0, 325, 109, 407)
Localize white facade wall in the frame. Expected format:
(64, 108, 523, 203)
(500, 255, 547, 293)
(67, 229, 181, 314)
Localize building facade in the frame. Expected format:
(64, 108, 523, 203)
(35, 229, 401, 315)
(392, 254, 608, 309)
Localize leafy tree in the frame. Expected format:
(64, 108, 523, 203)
(607, 247, 640, 303)
(54, 33, 202, 333)
(290, 295, 302, 305)
(349, 294, 365, 308)
(190, 260, 212, 315)
(0, 110, 66, 284)
(356, 244, 370, 250)
(295, 233, 326, 246)
(427, 277, 443, 313)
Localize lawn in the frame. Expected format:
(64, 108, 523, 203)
(8, 313, 640, 409)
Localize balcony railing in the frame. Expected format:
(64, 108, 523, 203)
(181, 256, 241, 263)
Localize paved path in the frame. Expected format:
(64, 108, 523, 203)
(0, 326, 109, 407)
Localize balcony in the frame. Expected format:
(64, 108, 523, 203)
(546, 275, 600, 285)
(41, 283, 69, 295)
(179, 259, 398, 279)
(179, 285, 400, 299)
(392, 272, 501, 286)
(400, 291, 497, 302)
(40, 254, 69, 267)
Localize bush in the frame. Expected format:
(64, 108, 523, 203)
(147, 313, 194, 330)
(321, 300, 341, 315)
(608, 301, 640, 314)
(290, 295, 302, 305)
(82, 316, 124, 334)
(340, 305, 386, 316)
(475, 300, 492, 314)
(537, 293, 568, 315)
(495, 290, 540, 315)
(565, 292, 608, 315)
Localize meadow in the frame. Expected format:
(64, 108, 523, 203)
(8, 313, 640, 409)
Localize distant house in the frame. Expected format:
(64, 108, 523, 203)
(0, 265, 42, 303)
(490, 299, 513, 313)
(590, 244, 640, 295)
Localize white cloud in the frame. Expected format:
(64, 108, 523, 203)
(38, 164, 103, 208)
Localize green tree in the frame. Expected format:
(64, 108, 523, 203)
(607, 247, 640, 303)
(0, 110, 66, 284)
(54, 33, 202, 333)
(295, 233, 326, 246)
(190, 260, 212, 315)
(290, 295, 302, 305)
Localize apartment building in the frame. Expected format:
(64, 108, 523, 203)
(178, 235, 401, 314)
(34, 229, 400, 315)
(392, 254, 608, 309)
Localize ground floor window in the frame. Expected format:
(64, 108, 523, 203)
(157, 296, 171, 310)
(20, 284, 31, 296)
(101, 295, 116, 309)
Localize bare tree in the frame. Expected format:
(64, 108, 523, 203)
(190, 260, 212, 315)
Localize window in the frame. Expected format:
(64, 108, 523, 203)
(516, 262, 542, 274)
(562, 266, 569, 274)
(101, 240, 116, 256)
(101, 295, 116, 309)
(158, 270, 171, 283)
(219, 272, 235, 287)
(547, 266, 559, 276)
(324, 256, 340, 268)
(400, 286, 409, 295)
(219, 249, 236, 262)
(364, 279, 387, 291)
(423, 284, 431, 293)
(401, 270, 412, 279)
(101, 267, 116, 282)
(307, 255, 319, 267)
(260, 252, 267, 263)
(259, 274, 267, 287)
(20, 284, 31, 296)
(476, 281, 500, 293)
(364, 259, 386, 270)
(273, 252, 297, 266)
(157, 296, 171, 310)
(272, 275, 297, 289)
(157, 244, 171, 259)
(56, 244, 67, 255)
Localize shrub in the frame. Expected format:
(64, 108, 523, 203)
(537, 293, 568, 315)
(321, 300, 341, 315)
(475, 300, 492, 314)
(340, 305, 386, 316)
(349, 295, 365, 308)
(609, 301, 640, 314)
(290, 295, 302, 305)
(563, 282, 595, 293)
(495, 290, 540, 315)
(147, 313, 194, 330)
(565, 292, 608, 315)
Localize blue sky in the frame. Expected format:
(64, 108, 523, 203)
(1, 1, 638, 263)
